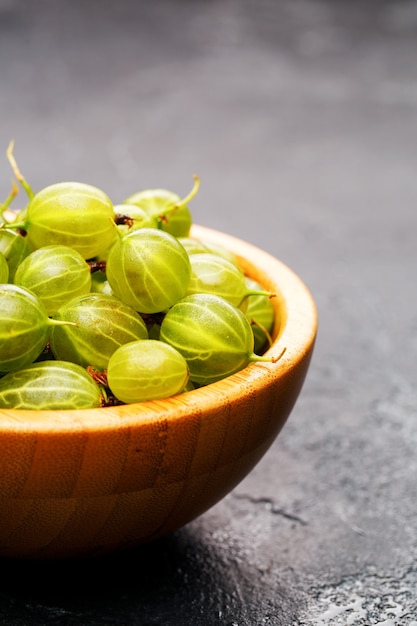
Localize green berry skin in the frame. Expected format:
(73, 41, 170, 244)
(50, 293, 149, 370)
(24, 182, 117, 259)
(197, 239, 239, 266)
(186, 253, 249, 308)
(124, 189, 192, 237)
(13, 244, 92, 316)
(178, 237, 239, 266)
(0, 284, 51, 373)
(107, 339, 190, 404)
(177, 237, 211, 256)
(245, 278, 276, 353)
(0, 228, 31, 281)
(0, 361, 103, 410)
(0, 252, 9, 283)
(159, 293, 255, 386)
(106, 228, 191, 314)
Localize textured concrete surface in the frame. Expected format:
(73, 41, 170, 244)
(1, 1, 417, 624)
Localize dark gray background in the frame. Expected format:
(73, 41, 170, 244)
(1, 1, 417, 624)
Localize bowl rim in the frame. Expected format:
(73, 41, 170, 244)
(0, 224, 318, 433)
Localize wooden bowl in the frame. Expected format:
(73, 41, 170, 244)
(0, 225, 317, 559)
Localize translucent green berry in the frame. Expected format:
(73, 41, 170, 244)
(106, 228, 191, 314)
(0, 284, 67, 373)
(0, 228, 31, 281)
(13, 244, 92, 315)
(0, 361, 103, 410)
(50, 293, 149, 370)
(123, 176, 199, 238)
(160, 293, 267, 386)
(186, 253, 273, 310)
(15, 182, 118, 259)
(107, 339, 189, 403)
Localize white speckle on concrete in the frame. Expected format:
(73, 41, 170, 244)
(299, 569, 417, 625)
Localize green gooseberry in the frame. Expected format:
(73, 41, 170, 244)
(159, 293, 275, 386)
(0, 179, 19, 225)
(0, 284, 69, 373)
(0, 360, 103, 410)
(13, 244, 92, 315)
(186, 253, 273, 310)
(245, 278, 276, 353)
(106, 228, 191, 314)
(0, 252, 9, 283)
(197, 238, 239, 265)
(177, 237, 212, 256)
(50, 293, 149, 370)
(107, 339, 189, 404)
(123, 175, 200, 238)
(12, 181, 118, 259)
(178, 237, 238, 266)
(0, 228, 31, 281)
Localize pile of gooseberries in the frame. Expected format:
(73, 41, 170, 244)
(0, 142, 283, 410)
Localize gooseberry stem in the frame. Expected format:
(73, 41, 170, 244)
(160, 175, 200, 222)
(250, 318, 274, 348)
(249, 346, 286, 363)
(176, 175, 200, 209)
(249, 290, 275, 298)
(47, 319, 78, 328)
(240, 290, 276, 308)
(6, 140, 35, 201)
(0, 180, 19, 223)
